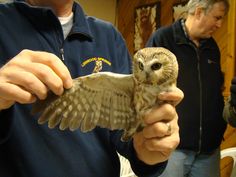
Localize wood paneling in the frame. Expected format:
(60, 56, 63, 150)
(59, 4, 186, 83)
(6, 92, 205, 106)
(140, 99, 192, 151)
(117, 0, 236, 177)
(213, 0, 236, 98)
(76, 0, 117, 25)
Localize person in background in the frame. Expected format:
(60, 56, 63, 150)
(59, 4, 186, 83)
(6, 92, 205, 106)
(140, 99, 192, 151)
(0, 0, 184, 176)
(223, 78, 236, 177)
(146, 0, 229, 176)
(223, 77, 236, 126)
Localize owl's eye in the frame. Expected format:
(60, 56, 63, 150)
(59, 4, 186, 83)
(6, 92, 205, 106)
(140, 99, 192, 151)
(151, 62, 162, 71)
(138, 61, 144, 71)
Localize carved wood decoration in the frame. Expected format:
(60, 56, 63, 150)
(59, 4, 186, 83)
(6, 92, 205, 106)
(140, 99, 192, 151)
(172, 1, 188, 21)
(134, 2, 161, 53)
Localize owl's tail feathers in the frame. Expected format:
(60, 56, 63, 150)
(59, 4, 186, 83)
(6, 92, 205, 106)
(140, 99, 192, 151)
(121, 126, 139, 141)
(121, 120, 144, 142)
(121, 131, 134, 142)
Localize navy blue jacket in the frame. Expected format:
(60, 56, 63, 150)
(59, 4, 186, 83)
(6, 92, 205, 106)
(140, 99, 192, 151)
(0, 1, 166, 177)
(146, 19, 226, 153)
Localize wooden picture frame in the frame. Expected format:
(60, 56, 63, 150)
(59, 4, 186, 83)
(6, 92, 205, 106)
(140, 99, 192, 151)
(172, 1, 188, 22)
(134, 2, 161, 53)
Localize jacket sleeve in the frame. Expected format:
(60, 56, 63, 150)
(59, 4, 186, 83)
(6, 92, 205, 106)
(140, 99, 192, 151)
(223, 97, 236, 127)
(127, 140, 167, 177)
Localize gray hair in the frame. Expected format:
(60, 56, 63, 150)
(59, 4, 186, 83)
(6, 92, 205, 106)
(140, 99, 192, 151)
(187, 0, 230, 14)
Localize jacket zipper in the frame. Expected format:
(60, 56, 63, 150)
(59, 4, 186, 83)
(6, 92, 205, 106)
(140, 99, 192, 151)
(48, 11, 65, 62)
(191, 43, 203, 154)
(197, 50, 202, 154)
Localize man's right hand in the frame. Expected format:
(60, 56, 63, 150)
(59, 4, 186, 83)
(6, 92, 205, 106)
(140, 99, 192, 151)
(0, 49, 73, 110)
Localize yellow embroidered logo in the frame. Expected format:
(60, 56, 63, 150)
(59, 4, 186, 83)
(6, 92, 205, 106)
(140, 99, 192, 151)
(81, 57, 111, 73)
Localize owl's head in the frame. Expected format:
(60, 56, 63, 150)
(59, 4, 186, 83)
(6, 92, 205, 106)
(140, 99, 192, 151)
(133, 47, 178, 86)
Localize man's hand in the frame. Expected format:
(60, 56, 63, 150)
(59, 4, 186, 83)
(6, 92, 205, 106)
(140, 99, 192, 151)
(133, 87, 184, 165)
(0, 49, 73, 110)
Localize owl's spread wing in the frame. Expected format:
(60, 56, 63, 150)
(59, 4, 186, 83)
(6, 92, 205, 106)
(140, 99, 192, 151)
(32, 72, 136, 133)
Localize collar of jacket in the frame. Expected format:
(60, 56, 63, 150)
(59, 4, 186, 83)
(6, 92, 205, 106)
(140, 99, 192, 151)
(172, 19, 214, 49)
(14, 0, 93, 41)
(172, 19, 188, 45)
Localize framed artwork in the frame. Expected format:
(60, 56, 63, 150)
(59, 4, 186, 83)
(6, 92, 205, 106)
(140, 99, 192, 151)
(134, 2, 161, 53)
(172, 1, 188, 22)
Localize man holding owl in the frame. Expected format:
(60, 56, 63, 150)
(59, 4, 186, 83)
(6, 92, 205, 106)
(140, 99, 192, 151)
(0, 0, 183, 176)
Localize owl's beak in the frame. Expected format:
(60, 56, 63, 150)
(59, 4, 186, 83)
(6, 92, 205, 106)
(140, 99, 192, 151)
(144, 72, 153, 84)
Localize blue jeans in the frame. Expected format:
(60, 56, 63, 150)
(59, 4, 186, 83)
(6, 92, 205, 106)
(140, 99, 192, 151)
(159, 148, 220, 177)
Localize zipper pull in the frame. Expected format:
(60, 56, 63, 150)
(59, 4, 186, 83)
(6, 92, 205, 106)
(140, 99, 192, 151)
(60, 48, 65, 61)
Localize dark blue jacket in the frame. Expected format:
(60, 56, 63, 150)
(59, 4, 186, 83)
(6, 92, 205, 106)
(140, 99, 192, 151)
(0, 1, 166, 177)
(146, 19, 226, 153)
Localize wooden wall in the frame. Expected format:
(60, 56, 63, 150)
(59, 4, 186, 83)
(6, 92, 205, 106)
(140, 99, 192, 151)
(76, 0, 117, 25)
(117, 0, 236, 177)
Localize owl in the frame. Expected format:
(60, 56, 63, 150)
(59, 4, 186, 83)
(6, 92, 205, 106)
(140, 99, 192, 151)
(32, 47, 178, 141)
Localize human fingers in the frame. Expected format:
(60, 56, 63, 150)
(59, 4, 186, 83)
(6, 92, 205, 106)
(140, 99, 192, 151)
(1, 68, 49, 100)
(12, 61, 65, 96)
(158, 87, 184, 106)
(142, 116, 179, 150)
(142, 118, 178, 139)
(26, 50, 73, 89)
(0, 82, 36, 105)
(143, 108, 179, 139)
(0, 98, 15, 110)
(133, 133, 171, 164)
(143, 130, 180, 153)
(134, 117, 179, 151)
(144, 103, 176, 125)
(0, 49, 73, 109)
(3, 50, 73, 96)
(133, 126, 180, 165)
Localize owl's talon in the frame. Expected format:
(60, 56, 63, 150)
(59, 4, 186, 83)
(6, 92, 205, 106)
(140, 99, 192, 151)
(166, 122, 172, 136)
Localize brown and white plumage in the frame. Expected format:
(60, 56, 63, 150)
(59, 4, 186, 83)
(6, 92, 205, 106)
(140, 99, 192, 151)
(32, 47, 178, 141)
